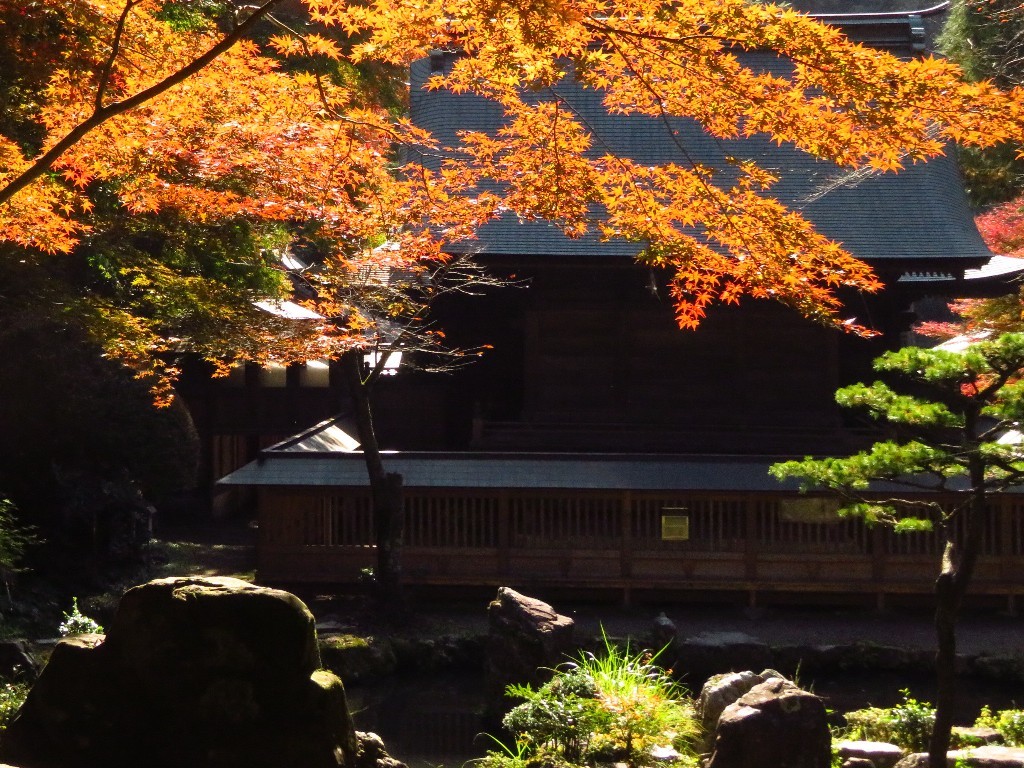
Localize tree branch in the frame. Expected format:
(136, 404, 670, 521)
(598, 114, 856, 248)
(0, 0, 286, 210)
(95, 0, 141, 112)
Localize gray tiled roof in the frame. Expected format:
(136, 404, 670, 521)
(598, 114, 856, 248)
(220, 447, 998, 494)
(220, 449, 799, 491)
(219, 418, 981, 493)
(410, 39, 993, 266)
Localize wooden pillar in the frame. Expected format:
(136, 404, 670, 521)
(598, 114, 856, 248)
(998, 499, 1018, 615)
(999, 498, 1015, 581)
(621, 491, 633, 608)
(871, 523, 886, 612)
(620, 491, 633, 579)
(743, 496, 758, 581)
(498, 490, 511, 577)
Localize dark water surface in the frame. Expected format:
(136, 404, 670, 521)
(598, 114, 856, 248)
(350, 669, 1024, 768)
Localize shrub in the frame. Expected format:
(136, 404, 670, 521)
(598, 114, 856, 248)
(976, 706, 1024, 746)
(58, 597, 103, 636)
(486, 631, 700, 768)
(839, 690, 935, 752)
(0, 680, 28, 730)
(503, 666, 603, 763)
(572, 634, 699, 765)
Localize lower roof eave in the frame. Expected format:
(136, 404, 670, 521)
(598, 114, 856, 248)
(217, 450, 1014, 495)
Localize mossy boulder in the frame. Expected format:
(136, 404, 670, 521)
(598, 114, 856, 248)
(707, 676, 830, 768)
(319, 635, 397, 684)
(0, 577, 360, 768)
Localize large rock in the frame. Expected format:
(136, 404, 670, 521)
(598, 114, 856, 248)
(695, 669, 784, 752)
(484, 588, 574, 712)
(0, 640, 38, 680)
(706, 676, 831, 768)
(0, 577, 380, 768)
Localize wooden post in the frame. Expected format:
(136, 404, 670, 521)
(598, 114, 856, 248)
(621, 491, 633, 608)
(999, 498, 1014, 582)
(620, 491, 633, 579)
(997, 499, 1017, 615)
(870, 522, 887, 612)
(743, 496, 758, 581)
(498, 490, 511, 577)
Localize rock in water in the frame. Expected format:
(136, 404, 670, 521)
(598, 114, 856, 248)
(0, 577, 369, 768)
(484, 587, 574, 713)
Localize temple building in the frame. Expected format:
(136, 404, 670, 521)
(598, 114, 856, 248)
(215, 4, 1024, 607)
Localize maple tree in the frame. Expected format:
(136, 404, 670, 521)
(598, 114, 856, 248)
(772, 334, 1024, 768)
(3, 0, 1024, 600)
(912, 195, 1024, 341)
(0, 0, 492, 406)
(2, 0, 1024, 376)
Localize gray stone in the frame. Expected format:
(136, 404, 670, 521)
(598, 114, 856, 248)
(319, 635, 397, 684)
(954, 727, 1005, 747)
(0, 576, 377, 768)
(834, 740, 905, 768)
(484, 587, 574, 712)
(706, 677, 830, 768)
(838, 643, 928, 673)
(843, 759, 877, 768)
(390, 634, 485, 674)
(679, 631, 772, 683)
(972, 655, 1024, 685)
(696, 669, 783, 751)
(652, 612, 677, 648)
(895, 746, 1024, 767)
(0, 639, 38, 680)
(355, 731, 406, 768)
(772, 644, 846, 676)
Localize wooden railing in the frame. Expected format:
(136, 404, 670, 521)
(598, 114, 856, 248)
(257, 488, 1024, 607)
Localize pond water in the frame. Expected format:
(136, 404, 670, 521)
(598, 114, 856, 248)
(349, 672, 491, 768)
(349, 669, 1024, 768)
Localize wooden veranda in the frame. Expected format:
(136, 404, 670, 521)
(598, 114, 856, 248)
(256, 487, 1024, 609)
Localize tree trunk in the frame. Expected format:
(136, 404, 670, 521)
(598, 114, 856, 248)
(929, 555, 958, 768)
(341, 352, 404, 607)
(372, 471, 404, 606)
(927, 481, 986, 768)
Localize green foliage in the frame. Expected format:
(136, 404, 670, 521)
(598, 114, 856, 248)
(504, 667, 602, 763)
(940, 0, 1021, 86)
(955, 145, 1024, 208)
(0, 497, 37, 598)
(838, 690, 936, 752)
(771, 333, 1024, 528)
(154, 0, 231, 31)
(940, 1, 1024, 206)
(487, 633, 699, 768)
(572, 634, 698, 765)
(0, 680, 28, 731)
(58, 597, 103, 636)
(975, 706, 1024, 746)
